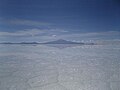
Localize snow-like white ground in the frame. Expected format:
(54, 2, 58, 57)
(0, 44, 120, 90)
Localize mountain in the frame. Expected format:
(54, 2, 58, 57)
(20, 42, 39, 44)
(43, 39, 84, 44)
(0, 42, 39, 44)
(0, 39, 95, 45)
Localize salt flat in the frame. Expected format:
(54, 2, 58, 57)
(0, 44, 120, 90)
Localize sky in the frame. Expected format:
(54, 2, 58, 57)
(0, 0, 120, 42)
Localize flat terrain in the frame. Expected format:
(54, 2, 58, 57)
(0, 44, 120, 90)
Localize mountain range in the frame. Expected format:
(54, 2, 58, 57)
(0, 39, 94, 45)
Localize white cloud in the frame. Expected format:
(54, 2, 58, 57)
(59, 31, 120, 37)
(0, 28, 68, 37)
(0, 29, 120, 42)
(0, 29, 43, 37)
(1, 19, 52, 27)
(57, 31, 120, 41)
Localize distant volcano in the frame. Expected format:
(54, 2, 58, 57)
(0, 39, 95, 45)
(43, 39, 84, 44)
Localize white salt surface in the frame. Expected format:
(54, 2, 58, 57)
(0, 44, 120, 90)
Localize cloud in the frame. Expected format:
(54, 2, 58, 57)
(0, 29, 43, 37)
(0, 29, 120, 42)
(0, 28, 68, 37)
(58, 31, 120, 41)
(60, 31, 120, 37)
(0, 19, 52, 27)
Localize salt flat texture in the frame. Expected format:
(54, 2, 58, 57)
(0, 44, 120, 90)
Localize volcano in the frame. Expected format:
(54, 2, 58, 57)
(43, 39, 84, 44)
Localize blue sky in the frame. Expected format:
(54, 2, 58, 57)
(0, 0, 120, 42)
